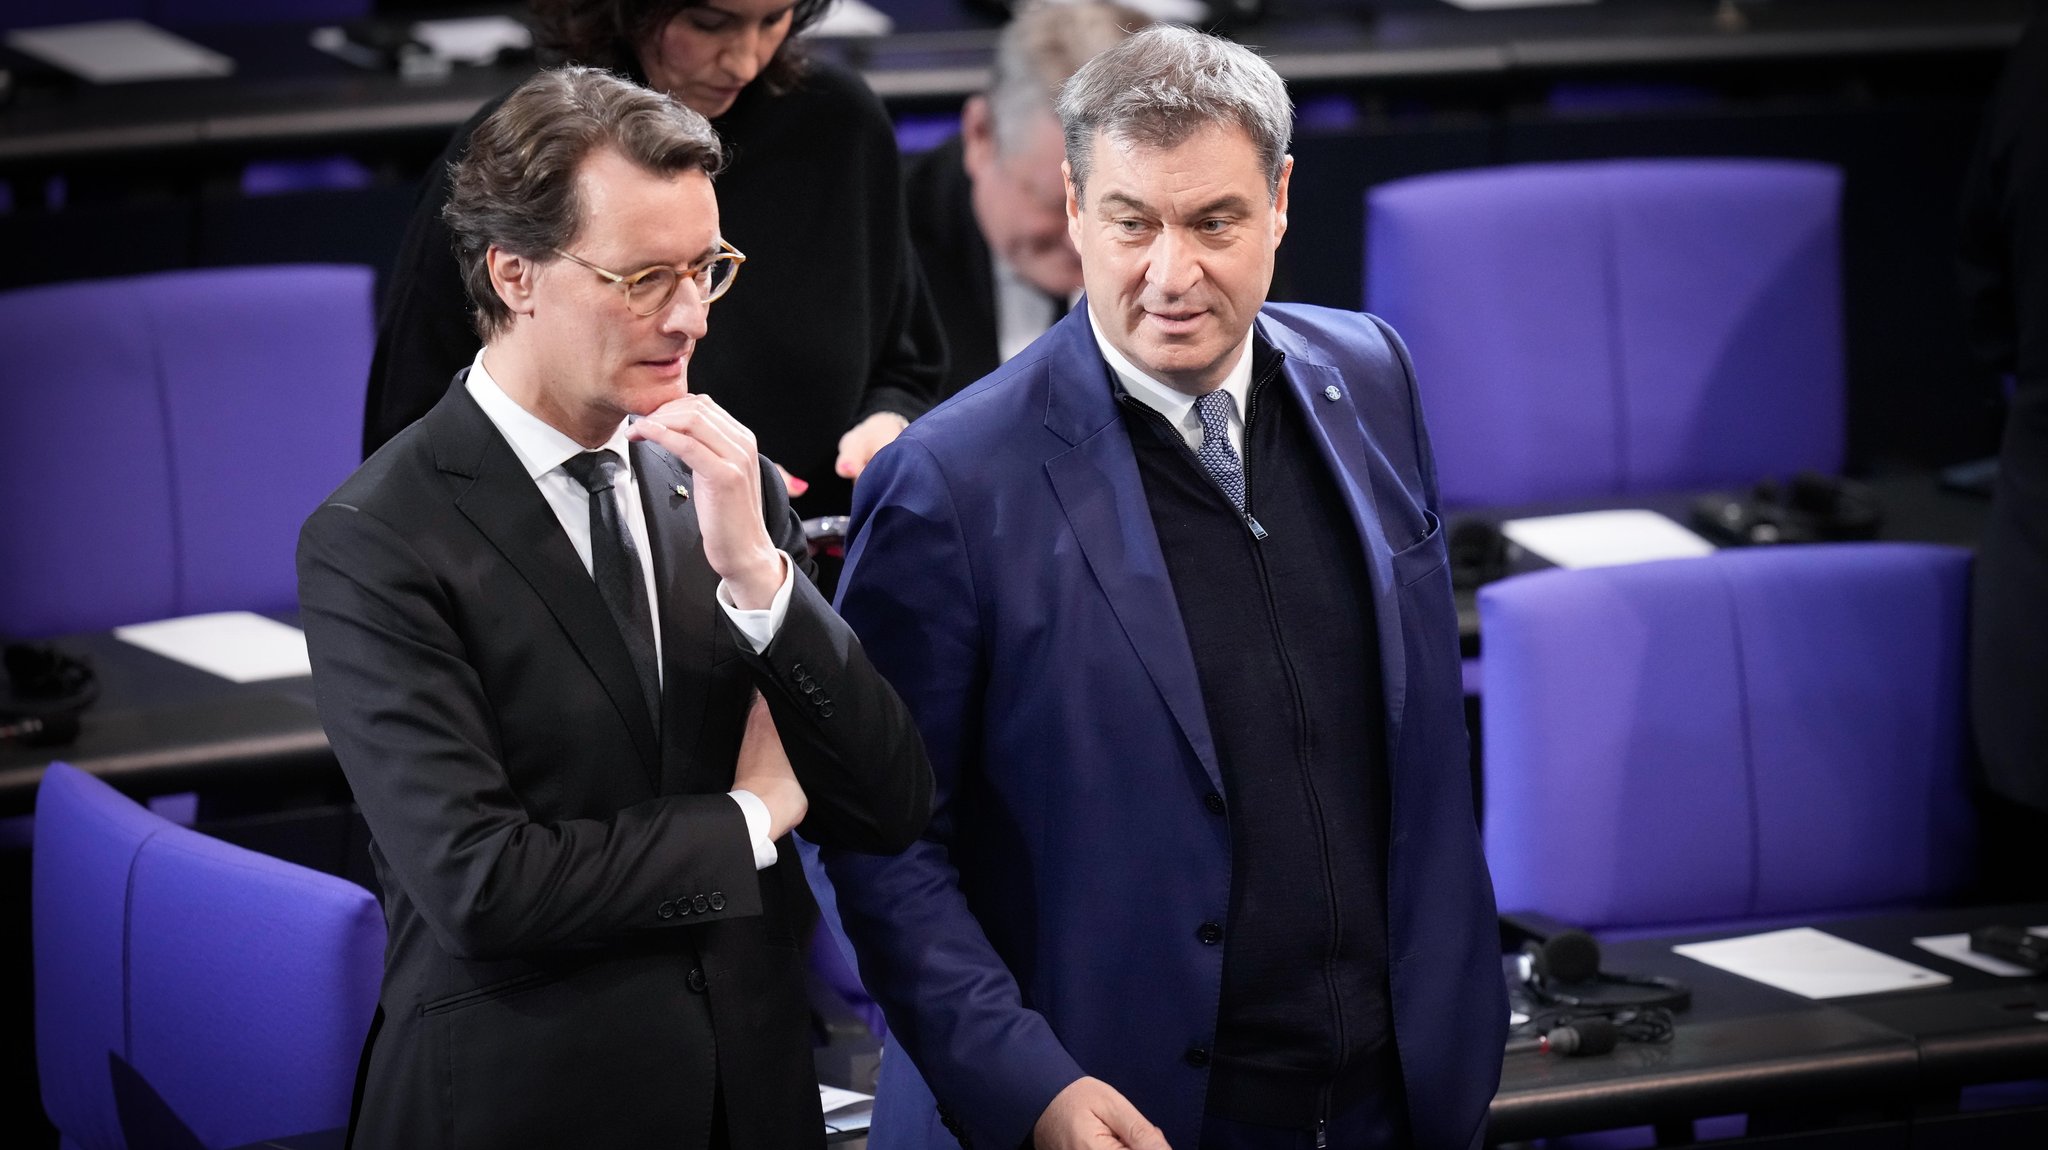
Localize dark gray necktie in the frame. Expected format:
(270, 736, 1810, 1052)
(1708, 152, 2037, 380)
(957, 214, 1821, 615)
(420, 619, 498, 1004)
(561, 450, 661, 725)
(1194, 388, 1247, 514)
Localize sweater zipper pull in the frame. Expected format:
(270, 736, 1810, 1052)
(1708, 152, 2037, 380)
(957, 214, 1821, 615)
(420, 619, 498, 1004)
(1244, 513, 1268, 541)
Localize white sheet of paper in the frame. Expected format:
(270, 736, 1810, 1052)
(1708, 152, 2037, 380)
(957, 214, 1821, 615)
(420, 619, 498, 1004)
(114, 612, 311, 683)
(5, 20, 233, 83)
(1500, 509, 1716, 569)
(806, 0, 895, 38)
(410, 15, 532, 65)
(819, 1084, 874, 1133)
(1674, 927, 1951, 999)
(1913, 927, 2048, 977)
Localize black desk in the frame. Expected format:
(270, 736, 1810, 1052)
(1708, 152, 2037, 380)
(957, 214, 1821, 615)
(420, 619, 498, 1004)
(0, 625, 332, 818)
(1490, 905, 2048, 1145)
(0, 0, 2026, 176)
(1450, 468, 1993, 650)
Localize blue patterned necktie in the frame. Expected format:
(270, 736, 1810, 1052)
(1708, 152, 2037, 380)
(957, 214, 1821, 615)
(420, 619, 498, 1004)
(1194, 388, 1247, 514)
(561, 450, 661, 725)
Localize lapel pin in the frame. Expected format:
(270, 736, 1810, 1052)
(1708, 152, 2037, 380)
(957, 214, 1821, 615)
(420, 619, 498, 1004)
(673, 483, 690, 500)
(1323, 385, 1342, 402)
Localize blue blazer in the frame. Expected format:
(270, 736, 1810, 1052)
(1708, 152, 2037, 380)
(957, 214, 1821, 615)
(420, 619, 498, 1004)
(823, 303, 1505, 1150)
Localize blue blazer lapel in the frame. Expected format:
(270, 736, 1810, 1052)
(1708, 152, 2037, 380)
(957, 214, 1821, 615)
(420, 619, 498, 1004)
(1257, 313, 1412, 750)
(1037, 308, 1224, 794)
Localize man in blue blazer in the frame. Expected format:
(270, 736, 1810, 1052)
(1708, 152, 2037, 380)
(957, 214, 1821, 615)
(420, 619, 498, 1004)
(823, 27, 1504, 1150)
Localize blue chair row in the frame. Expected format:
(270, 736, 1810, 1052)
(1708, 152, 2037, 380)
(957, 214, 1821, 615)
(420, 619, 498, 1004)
(34, 761, 383, 1149)
(1367, 158, 1845, 510)
(0, 264, 373, 638)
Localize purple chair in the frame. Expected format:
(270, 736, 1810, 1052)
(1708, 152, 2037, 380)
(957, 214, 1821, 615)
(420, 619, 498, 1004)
(33, 761, 384, 1150)
(1479, 544, 1974, 935)
(0, 264, 373, 639)
(150, 0, 368, 25)
(1366, 159, 1845, 509)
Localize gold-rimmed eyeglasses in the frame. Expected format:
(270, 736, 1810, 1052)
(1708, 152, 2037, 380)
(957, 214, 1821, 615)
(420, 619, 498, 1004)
(552, 239, 747, 316)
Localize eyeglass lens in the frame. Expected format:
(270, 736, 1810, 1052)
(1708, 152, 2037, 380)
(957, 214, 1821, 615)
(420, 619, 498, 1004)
(624, 256, 737, 315)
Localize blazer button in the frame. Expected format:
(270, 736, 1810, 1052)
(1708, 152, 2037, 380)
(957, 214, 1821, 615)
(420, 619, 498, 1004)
(1197, 922, 1223, 945)
(1204, 792, 1226, 815)
(819, 705, 835, 718)
(1185, 1046, 1211, 1068)
(708, 891, 726, 911)
(693, 894, 711, 914)
(686, 967, 708, 994)
(676, 898, 693, 916)
(658, 900, 676, 919)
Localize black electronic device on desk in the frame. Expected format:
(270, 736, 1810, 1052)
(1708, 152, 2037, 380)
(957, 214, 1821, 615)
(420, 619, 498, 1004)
(0, 637, 99, 747)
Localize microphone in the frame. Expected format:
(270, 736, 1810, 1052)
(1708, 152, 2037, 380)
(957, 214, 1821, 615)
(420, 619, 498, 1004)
(1506, 1017, 1618, 1057)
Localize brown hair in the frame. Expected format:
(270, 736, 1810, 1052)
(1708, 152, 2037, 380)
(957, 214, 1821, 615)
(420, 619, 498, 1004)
(444, 65, 725, 339)
(528, 0, 834, 97)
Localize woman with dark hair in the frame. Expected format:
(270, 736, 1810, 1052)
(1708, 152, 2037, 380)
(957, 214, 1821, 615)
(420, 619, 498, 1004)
(363, 0, 946, 518)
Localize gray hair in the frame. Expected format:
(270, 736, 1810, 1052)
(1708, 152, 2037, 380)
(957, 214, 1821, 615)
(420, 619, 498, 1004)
(1055, 24, 1292, 201)
(986, 2, 1150, 157)
(444, 66, 723, 340)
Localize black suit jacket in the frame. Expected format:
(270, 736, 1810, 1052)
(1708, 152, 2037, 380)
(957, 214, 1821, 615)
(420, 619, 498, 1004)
(297, 378, 932, 1148)
(906, 136, 1002, 402)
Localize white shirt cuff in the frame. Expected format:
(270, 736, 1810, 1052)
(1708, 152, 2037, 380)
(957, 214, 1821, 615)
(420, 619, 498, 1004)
(727, 789, 779, 870)
(716, 552, 795, 654)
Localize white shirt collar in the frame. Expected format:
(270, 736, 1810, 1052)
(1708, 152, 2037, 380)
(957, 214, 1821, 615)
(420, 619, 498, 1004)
(1086, 305, 1255, 452)
(465, 349, 636, 479)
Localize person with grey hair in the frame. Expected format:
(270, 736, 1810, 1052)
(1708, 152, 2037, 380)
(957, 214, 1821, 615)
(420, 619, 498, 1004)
(298, 65, 931, 1149)
(824, 24, 1504, 1150)
(905, 1, 1150, 398)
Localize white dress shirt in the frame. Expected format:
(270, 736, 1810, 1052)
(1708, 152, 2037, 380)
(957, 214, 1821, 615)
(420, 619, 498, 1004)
(467, 352, 792, 868)
(993, 258, 1069, 365)
(1087, 307, 1255, 457)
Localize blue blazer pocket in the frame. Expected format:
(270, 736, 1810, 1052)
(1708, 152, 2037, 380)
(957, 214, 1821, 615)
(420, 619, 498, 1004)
(1391, 508, 1447, 588)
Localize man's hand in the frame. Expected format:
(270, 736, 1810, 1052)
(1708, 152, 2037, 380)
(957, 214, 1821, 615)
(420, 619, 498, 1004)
(834, 411, 910, 480)
(733, 693, 807, 839)
(1034, 1077, 1171, 1150)
(629, 394, 784, 608)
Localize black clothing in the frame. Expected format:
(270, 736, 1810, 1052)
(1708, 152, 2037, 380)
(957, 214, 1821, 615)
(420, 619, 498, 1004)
(362, 58, 947, 517)
(300, 378, 933, 1147)
(1119, 341, 1395, 1128)
(1961, 9, 2048, 822)
(904, 135, 1000, 400)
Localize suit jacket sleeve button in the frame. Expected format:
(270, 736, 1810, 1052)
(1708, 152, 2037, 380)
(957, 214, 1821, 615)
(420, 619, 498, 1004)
(676, 898, 692, 917)
(708, 891, 726, 911)
(686, 967, 708, 993)
(658, 900, 676, 919)
(693, 894, 711, 914)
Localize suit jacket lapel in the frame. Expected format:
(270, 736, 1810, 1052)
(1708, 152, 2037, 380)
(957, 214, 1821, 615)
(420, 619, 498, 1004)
(426, 383, 664, 777)
(1038, 308, 1225, 794)
(1257, 314, 1412, 752)
(633, 440, 720, 791)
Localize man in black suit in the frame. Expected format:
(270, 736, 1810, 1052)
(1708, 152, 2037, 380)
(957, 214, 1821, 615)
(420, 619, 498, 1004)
(297, 67, 930, 1148)
(906, 2, 1145, 399)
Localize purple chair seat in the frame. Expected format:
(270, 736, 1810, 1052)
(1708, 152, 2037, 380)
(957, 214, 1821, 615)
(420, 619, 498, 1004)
(33, 761, 384, 1149)
(0, 264, 373, 638)
(1366, 159, 1845, 510)
(1478, 544, 1974, 934)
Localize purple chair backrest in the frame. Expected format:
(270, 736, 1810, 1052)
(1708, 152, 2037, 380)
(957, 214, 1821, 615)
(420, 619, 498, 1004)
(1367, 159, 1845, 509)
(33, 761, 384, 1149)
(0, 264, 373, 638)
(1478, 544, 1974, 933)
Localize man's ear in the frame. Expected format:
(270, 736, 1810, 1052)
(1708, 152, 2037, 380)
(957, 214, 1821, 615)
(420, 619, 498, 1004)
(961, 95, 995, 182)
(1064, 159, 1082, 245)
(486, 245, 539, 320)
(1271, 154, 1294, 245)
